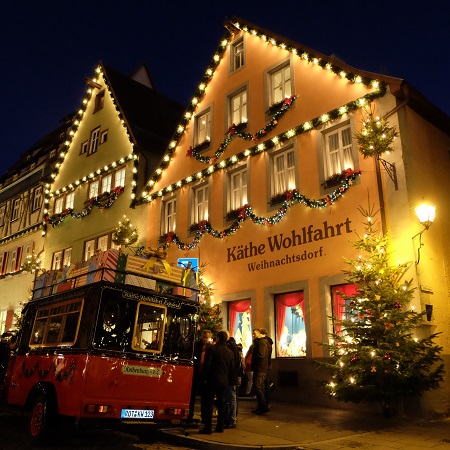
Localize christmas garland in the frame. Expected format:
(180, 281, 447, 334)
(187, 95, 297, 164)
(47, 186, 124, 227)
(159, 169, 361, 250)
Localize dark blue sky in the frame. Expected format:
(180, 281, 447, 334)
(1, 1, 448, 177)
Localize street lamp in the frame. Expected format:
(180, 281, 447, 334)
(412, 203, 436, 264)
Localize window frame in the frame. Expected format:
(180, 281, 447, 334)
(101, 174, 112, 193)
(161, 195, 177, 236)
(93, 90, 105, 113)
(267, 60, 293, 109)
(194, 108, 212, 148)
(80, 141, 88, 155)
(32, 186, 42, 211)
(320, 119, 357, 185)
(29, 298, 84, 348)
(268, 144, 297, 202)
(227, 86, 248, 128)
(54, 197, 64, 214)
(88, 127, 101, 155)
(89, 180, 99, 198)
(114, 167, 126, 188)
(230, 37, 245, 72)
(190, 182, 209, 226)
(100, 129, 108, 144)
(225, 163, 249, 219)
(11, 198, 20, 221)
(65, 192, 74, 210)
(0, 205, 5, 226)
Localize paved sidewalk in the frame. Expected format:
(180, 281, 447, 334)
(158, 397, 450, 449)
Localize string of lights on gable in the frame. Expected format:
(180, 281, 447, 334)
(159, 169, 361, 250)
(136, 20, 386, 206)
(42, 65, 139, 236)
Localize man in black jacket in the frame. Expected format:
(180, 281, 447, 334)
(251, 328, 270, 415)
(188, 329, 212, 422)
(200, 330, 234, 434)
(260, 328, 273, 408)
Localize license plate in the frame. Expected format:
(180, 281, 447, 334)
(121, 409, 155, 419)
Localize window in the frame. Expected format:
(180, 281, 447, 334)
(94, 90, 105, 113)
(84, 239, 96, 261)
(29, 299, 83, 347)
(88, 127, 100, 155)
(231, 38, 244, 71)
(270, 147, 296, 196)
(54, 197, 63, 214)
(101, 175, 112, 193)
(89, 181, 99, 198)
(115, 168, 126, 187)
(63, 248, 72, 267)
(0, 206, 5, 226)
(275, 291, 306, 357)
(162, 197, 177, 235)
(83, 234, 114, 260)
(194, 109, 211, 147)
(322, 122, 355, 180)
(80, 141, 88, 155)
(11, 199, 20, 221)
(52, 251, 62, 270)
(192, 184, 209, 224)
(331, 284, 358, 336)
(32, 187, 42, 211)
(100, 130, 108, 144)
(228, 166, 248, 211)
(65, 192, 74, 210)
(97, 235, 109, 252)
(268, 62, 292, 106)
(6, 247, 21, 273)
(229, 88, 247, 126)
(132, 302, 167, 353)
(228, 299, 252, 355)
(53, 247, 72, 270)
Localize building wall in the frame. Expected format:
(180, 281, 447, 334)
(143, 27, 450, 416)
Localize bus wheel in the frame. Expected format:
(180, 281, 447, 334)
(28, 392, 53, 445)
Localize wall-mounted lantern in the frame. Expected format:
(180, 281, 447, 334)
(412, 203, 436, 264)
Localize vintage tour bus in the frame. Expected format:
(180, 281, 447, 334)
(0, 260, 199, 444)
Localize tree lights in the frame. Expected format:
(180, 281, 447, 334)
(316, 205, 444, 413)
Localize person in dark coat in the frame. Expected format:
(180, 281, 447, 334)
(251, 328, 270, 415)
(188, 329, 212, 422)
(200, 330, 234, 434)
(225, 336, 241, 428)
(260, 328, 273, 408)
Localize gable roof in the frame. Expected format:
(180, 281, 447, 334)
(134, 17, 394, 204)
(101, 62, 185, 186)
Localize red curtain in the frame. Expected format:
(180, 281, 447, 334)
(331, 284, 358, 335)
(228, 299, 251, 336)
(275, 291, 304, 353)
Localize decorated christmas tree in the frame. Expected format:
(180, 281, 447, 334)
(196, 262, 221, 336)
(317, 205, 444, 414)
(112, 215, 139, 248)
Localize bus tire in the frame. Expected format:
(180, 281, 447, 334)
(27, 391, 54, 445)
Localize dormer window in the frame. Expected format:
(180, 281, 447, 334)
(93, 90, 105, 113)
(88, 127, 100, 155)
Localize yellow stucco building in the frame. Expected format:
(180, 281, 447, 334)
(138, 18, 450, 415)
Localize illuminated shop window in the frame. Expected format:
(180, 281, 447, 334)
(228, 299, 252, 354)
(331, 283, 358, 336)
(275, 291, 306, 357)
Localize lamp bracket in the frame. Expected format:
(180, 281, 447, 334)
(378, 158, 398, 190)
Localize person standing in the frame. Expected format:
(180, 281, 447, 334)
(224, 336, 240, 428)
(260, 328, 273, 409)
(251, 328, 270, 415)
(243, 344, 254, 396)
(188, 329, 212, 422)
(200, 330, 234, 434)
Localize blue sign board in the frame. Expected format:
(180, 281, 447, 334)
(177, 258, 199, 272)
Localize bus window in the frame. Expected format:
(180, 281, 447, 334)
(132, 303, 166, 353)
(29, 299, 83, 348)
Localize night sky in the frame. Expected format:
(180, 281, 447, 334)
(1, 1, 448, 177)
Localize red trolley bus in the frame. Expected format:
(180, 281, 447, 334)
(0, 263, 199, 444)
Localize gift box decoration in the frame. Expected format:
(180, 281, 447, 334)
(95, 249, 120, 282)
(125, 274, 157, 290)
